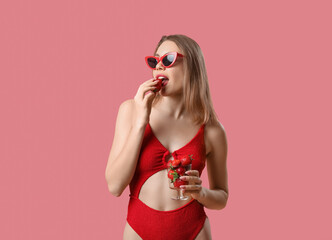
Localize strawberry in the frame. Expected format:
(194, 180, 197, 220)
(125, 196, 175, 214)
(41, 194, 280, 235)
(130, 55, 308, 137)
(167, 170, 176, 180)
(173, 178, 188, 188)
(153, 79, 162, 93)
(171, 159, 181, 168)
(175, 166, 186, 176)
(180, 154, 194, 166)
(168, 170, 179, 183)
(166, 161, 172, 169)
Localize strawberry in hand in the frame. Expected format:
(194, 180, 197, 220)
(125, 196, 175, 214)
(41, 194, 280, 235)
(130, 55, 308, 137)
(167, 170, 179, 181)
(171, 159, 181, 168)
(175, 166, 186, 176)
(180, 154, 194, 166)
(173, 178, 188, 188)
(153, 79, 162, 93)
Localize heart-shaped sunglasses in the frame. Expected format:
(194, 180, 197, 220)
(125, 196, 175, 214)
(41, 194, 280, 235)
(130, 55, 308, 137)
(145, 52, 185, 69)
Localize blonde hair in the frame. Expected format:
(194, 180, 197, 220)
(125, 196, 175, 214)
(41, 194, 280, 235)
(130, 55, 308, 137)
(152, 34, 219, 126)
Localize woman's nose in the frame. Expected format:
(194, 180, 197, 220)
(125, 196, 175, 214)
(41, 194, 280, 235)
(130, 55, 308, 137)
(155, 60, 165, 70)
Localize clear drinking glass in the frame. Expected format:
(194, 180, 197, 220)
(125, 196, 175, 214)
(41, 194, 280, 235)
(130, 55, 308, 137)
(168, 164, 192, 200)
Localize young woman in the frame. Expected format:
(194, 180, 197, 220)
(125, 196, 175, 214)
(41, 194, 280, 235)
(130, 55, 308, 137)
(105, 34, 229, 240)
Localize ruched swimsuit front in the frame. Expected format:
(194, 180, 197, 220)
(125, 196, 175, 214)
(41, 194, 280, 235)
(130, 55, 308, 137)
(126, 122, 208, 240)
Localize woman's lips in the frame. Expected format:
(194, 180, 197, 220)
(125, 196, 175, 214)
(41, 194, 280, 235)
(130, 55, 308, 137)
(156, 74, 168, 80)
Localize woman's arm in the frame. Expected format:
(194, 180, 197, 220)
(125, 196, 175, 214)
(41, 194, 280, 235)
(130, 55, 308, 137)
(106, 79, 158, 197)
(182, 121, 229, 210)
(105, 99, 146, 197)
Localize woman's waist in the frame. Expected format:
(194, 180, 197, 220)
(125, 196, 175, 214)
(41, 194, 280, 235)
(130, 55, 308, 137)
(128, 195, 205, 214)
(129, 178, 203, 212)
(129, 194, 194, 211)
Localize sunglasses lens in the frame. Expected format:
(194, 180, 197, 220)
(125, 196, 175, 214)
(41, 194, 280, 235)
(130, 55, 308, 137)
(147, 58, 157, 68)
(162, 54, 175, 66)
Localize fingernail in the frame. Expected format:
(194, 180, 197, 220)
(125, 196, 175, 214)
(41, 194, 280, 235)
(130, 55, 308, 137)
(180, 176, 185, 180)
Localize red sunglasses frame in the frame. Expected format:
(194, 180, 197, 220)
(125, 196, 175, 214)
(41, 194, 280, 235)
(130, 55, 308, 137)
(145, 52, 185, 69)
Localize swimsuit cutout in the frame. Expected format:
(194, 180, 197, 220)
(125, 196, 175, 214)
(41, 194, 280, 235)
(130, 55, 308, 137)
(127, 122, 208, 240)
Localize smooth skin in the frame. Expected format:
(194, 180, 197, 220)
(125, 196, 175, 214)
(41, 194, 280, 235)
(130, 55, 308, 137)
(105, 40, 228, 240)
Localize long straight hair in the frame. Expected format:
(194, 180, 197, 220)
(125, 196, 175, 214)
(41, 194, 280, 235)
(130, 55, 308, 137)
(152, 34, 219, 126)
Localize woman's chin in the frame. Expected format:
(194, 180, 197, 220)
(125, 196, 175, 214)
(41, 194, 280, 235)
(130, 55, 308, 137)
(159, 86, 167, 94)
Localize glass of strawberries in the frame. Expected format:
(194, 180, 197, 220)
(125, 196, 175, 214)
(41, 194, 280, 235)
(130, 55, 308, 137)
(167, 154, 194, 200)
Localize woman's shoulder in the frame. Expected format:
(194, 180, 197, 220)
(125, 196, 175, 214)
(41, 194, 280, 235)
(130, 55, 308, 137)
(118, 98, 136, 114)
(204, 118, 225, 132)
(117, 99, 136, 125)
(120, 98, 134, 108)
(204, 119, 227, 155)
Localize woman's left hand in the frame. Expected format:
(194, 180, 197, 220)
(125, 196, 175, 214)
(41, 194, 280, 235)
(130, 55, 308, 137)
(179, 170, 204, 200)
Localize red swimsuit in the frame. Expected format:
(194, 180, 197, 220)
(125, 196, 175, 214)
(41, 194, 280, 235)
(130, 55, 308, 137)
(127, 122, 208, 240)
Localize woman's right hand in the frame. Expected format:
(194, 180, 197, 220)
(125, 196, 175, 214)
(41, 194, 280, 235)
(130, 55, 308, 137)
(133, 78, 158, 127)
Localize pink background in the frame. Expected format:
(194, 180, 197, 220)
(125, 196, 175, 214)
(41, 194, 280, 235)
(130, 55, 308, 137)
(1, 0, 331, 239)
